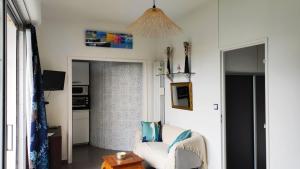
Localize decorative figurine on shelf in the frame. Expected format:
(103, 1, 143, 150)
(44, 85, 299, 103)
(184, 41, 191, 73)
(166, 46, 173, 74)
(177, 64, 181, 73)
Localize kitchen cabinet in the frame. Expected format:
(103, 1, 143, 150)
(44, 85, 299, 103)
(72, 62, 89, 85)
(73, 110, 89, 144)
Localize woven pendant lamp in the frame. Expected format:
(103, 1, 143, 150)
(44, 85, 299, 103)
(127, 0, 182, 38)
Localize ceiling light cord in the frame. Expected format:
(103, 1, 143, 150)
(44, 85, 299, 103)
(153, 0, 156, 8)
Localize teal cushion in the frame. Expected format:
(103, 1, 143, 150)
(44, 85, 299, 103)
(168, 130, 192, 152)
(141, 121, 162, 142)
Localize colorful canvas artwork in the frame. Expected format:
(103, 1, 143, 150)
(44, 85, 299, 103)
(85, 30, 133, 49)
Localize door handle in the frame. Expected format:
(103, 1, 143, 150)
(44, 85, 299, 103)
(7, 124, 13, 151)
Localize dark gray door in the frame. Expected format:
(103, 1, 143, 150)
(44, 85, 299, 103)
(226, 75, 266, 169)
(226, 75, 254, 169)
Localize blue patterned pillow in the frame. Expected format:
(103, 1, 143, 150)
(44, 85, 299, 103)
(141, 121, 162, 142)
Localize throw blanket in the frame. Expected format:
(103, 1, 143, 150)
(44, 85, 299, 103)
(167, 133, 208, 169)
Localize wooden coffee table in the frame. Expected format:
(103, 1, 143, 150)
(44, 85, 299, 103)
(101, 152, 144, 169)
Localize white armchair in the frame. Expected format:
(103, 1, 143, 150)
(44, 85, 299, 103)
(133, 124, 207, 169)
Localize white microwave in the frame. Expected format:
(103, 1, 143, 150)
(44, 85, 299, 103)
(72, 85, 88, 96)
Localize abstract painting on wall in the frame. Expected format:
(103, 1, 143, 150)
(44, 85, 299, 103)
(85, 30, 133, 49)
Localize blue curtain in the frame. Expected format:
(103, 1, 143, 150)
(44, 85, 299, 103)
(29, 25, 49, 169)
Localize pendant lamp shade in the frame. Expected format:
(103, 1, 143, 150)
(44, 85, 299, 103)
(127, 6, 182, 38)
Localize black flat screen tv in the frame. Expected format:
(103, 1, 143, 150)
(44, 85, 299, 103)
(43, 70, 66, 91)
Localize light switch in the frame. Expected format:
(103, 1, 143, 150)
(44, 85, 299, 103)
(213, 104, 219, 110)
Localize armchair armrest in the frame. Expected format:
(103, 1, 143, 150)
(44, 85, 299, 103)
(168, 134, 208, 169)
(168, 136, 195, 154)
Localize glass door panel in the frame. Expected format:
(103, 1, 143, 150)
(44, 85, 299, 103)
(6, 13, 17, 169)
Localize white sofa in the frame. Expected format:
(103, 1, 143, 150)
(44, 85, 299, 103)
(133, 124, 207, 169)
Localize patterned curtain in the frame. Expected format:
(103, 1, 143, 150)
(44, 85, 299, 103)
(27, 25, 49, 169)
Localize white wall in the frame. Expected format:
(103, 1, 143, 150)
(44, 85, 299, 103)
(220, 0, 300, 169)
(157, 1, 221, 169)
(37, 20, 157, 160)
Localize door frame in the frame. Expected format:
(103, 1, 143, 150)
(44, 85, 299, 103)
(67, 56, 149, 163)
(220, 38, 270, 169)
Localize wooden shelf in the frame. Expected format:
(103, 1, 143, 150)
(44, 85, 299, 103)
(156, 72, 195, 81)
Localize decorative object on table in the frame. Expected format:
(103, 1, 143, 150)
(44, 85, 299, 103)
(101, 152, 144, 169)
(141, 121, 162, 142)
(116, 152, 127, 160)
(170, 82, 193, 110)
(177, 64, 181, 73)
(184, 41, 191, 73)
(127, 0, 182, 38)
(85, 30, 133, 49)
(166, 46, 173, 74)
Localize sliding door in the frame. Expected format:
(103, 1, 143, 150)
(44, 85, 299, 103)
(2, 1, 27, 168)
(226, 75, 266, 169)
(6, 12, 17, 169)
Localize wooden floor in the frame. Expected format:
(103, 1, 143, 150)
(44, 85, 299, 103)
(62, 145, 152, 169)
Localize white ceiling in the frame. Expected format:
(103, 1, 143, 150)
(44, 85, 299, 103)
(42, 0, 207, 24)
